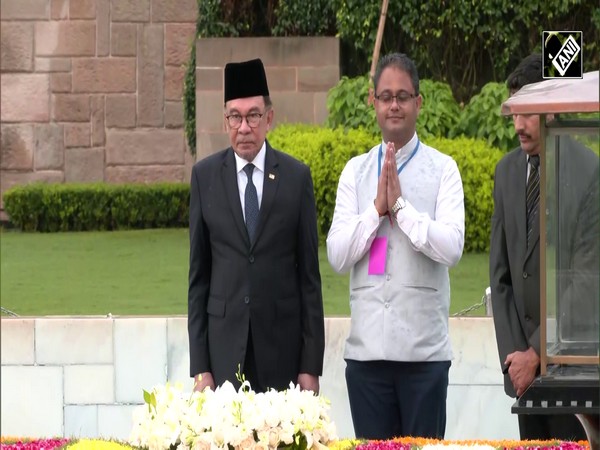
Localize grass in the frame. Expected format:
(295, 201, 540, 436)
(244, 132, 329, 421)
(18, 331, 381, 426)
(0, 228, 490, 317)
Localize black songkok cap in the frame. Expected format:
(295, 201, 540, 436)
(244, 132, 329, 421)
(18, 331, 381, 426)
(224, 58, 270, 103)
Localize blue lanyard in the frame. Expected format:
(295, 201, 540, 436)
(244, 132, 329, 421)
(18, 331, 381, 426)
(377, 139, 420, 177)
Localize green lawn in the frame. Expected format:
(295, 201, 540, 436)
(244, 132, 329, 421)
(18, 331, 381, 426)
(0, 229, 490, 317)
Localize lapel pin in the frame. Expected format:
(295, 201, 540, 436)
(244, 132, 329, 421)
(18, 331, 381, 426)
(269, 173, 275, 180)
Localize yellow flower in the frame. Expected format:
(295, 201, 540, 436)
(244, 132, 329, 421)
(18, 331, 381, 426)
(65, 439, 134, 450)
(327, 439, 361, 450)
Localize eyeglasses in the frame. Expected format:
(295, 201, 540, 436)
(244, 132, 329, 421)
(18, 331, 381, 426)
(374, 91, 417, 105)
(225, 112, 266, 129)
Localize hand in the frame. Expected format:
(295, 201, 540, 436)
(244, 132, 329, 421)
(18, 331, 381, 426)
(297, 373, 319, 394)
(505, 347, 539, 397)
(385, 142, 402, 211)
(193, 372, 216, 392)
(374, 147, 388, 216)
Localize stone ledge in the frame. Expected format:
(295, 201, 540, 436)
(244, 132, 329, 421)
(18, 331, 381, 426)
(0, 316, 518, 440)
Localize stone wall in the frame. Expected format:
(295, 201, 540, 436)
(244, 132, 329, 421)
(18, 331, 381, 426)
(0, 0, 199, 216)
(0, 316, 519, 440)
(0, 1, 341, 220)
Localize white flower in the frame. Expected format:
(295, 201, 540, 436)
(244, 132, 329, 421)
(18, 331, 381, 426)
(129, 379, 337, 450)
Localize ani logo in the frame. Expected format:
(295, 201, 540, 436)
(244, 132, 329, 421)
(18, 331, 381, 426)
(542, 31, 583, 79)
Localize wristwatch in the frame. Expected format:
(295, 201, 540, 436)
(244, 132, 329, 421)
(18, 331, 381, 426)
(391, 196, 406, 216)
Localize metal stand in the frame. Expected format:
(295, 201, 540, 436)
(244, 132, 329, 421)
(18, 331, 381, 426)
(512, 366, 599, 449)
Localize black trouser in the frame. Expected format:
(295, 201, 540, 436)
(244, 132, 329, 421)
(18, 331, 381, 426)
(519, 414, 588, 441)
(345, 359, 451, 440)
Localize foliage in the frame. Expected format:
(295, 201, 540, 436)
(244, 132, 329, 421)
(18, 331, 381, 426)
(417, 80, 461, 140)
(3, 183, 189, 232)
(427, 137, 504, 253)
(326, 74, 378, 137)
(326, 76, 462, 140)
(183, 46, 196, 155)
(451, 82, 518, 152)
(268, 124, 377, 239)
(183, 0, 244, 156)
(333, 0, 599, 101)
(326, 74, 509, 156)
(184, 1, 598, 154)
(129, 380, 337, 450)
(3, 130, 504, 255)
(269, 125, 504, 252)
(272, 0, 336, 36)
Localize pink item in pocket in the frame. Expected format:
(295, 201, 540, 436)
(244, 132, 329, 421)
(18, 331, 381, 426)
(368, 236, 387, 275)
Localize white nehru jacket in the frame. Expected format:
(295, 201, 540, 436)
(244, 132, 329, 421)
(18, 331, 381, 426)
(327, 133, 465, 362)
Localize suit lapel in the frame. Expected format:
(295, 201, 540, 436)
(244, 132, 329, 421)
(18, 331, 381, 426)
(221, 148, 251, 246)
(251, 142, 280, 250)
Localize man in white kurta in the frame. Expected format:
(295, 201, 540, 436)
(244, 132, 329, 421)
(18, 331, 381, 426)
(327, 53, 465, 439)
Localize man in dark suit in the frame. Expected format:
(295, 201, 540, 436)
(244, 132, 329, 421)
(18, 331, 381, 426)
(489, 53, 595, 440)
(188, 58, 325, 394)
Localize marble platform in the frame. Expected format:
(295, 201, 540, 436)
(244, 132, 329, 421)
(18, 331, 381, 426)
(0, 316, 518, 440)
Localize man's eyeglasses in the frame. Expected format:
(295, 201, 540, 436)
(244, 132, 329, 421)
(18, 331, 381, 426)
(374, 91, 417, 105)
(225, 112, 266, 129)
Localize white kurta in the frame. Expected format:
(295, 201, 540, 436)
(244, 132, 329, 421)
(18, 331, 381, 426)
(327, 133, 465, 362)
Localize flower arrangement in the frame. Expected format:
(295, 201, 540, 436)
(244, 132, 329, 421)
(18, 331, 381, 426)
(329, 438, 590, 450)
(128, 378, 338, 450)
(0, 437, 590, 450)
(0, 438, 70, 450)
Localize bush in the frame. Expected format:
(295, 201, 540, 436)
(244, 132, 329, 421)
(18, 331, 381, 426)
(326, 76, 461, 141)
(268, 124, 377, 238)
(451, 82, 518, 151)
(427, 137, 504, 253)
(272, 0, 336, 36)
(418, 79, 461, 140)
(6, 131, 504, 253)
(333, 0, 599, 101)
(4, 183, 189, 232)
(326, 74, 379, 137)
(269, 124, 504, 252)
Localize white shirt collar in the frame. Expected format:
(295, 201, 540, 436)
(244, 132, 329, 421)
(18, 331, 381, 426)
(234, 141, 267, 174)
(381, 132, 419, 158)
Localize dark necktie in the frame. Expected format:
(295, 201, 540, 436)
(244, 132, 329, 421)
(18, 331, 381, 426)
(243, 164, 259, 242)
(526, 155, 540, 247)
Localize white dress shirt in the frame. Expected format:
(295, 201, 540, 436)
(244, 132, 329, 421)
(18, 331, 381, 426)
(234, 142, 266, 221)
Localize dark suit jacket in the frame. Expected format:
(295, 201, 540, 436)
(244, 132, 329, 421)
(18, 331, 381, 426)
(490, 146, 541, 397)
(490, 139, 599, 397)
(188, 141, 325, 391)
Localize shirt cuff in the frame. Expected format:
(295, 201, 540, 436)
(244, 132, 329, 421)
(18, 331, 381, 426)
(370, 202, 386, 223)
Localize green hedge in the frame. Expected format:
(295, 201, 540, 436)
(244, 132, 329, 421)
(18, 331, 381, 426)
(269, 124, 504, 253)
(4, 128, 504, 253)
(427, 136, 504, 253)
(268, 124, 376, 239)
(3, 183, 189, 232)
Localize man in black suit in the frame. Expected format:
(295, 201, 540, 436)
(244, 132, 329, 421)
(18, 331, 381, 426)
(489, 53, 595, 440)
(188, 58, 325, 394)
